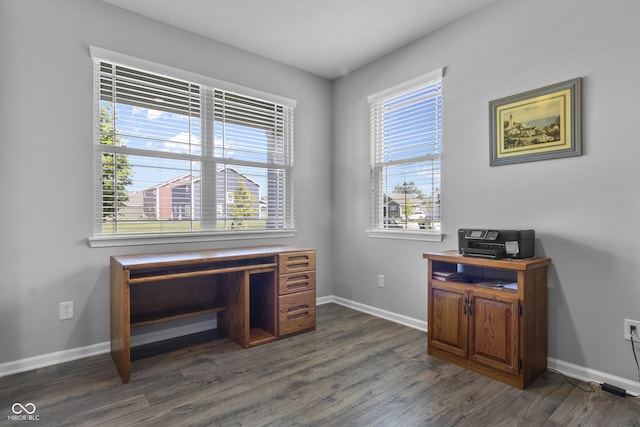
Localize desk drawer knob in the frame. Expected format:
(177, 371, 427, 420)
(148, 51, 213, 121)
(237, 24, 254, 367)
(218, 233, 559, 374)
(286, 304, 310, 319)
(288, 261, 310, 270)
(286, 275, 310, 289)
(280, 251, 316, 274)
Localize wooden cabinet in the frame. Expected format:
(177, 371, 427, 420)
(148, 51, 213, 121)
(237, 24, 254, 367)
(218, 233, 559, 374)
(110, 246, 316, 383)
(277, 250, 316, 336)
(430, 284, 519, 375)
(423, 251, 551, 389)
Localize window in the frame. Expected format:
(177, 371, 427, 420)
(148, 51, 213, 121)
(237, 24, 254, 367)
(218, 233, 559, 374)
(90, 48, 295, 245)
(368, 69, 443, 240)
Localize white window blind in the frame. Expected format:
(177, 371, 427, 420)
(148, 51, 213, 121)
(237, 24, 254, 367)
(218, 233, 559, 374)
(93, 56, 294, 239)
(369, 70, 443, 237)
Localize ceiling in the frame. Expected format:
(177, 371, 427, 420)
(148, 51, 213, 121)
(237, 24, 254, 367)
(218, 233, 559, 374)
(102, 0, 499, 80)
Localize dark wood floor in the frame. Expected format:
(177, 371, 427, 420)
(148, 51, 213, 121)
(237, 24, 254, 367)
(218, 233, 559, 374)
(2, 303, 639, 426)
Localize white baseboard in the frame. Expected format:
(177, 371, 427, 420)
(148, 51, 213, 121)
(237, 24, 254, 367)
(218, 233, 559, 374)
(327, 295, 428, 332)
(0, 318, 216, 379)
(2, 295, 638, 396)
(0, 341, 110, 379)
(548, 357, 639, 396)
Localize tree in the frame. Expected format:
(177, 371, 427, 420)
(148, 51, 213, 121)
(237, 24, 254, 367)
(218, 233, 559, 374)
(100, 104, 133, 218)
(393, 181, 424, 199)
(230, 178, 257, 228)
(394, 181, 423, 221)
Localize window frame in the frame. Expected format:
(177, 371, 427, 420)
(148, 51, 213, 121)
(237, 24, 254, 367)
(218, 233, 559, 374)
(366, 69, 444, 242)
(88, 47, 296, 247)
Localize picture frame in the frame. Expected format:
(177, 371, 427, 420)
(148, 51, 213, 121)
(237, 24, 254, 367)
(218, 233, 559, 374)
(489, 77, 582, 166)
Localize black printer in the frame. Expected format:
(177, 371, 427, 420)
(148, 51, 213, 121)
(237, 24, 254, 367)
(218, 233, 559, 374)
(458, 229, 535, 259)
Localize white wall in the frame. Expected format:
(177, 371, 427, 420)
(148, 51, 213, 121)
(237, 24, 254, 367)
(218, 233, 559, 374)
(332, 0, 640, 386)
(0, 0, 332, 365)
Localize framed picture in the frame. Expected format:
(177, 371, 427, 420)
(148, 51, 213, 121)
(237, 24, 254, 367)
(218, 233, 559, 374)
(489, 78, 582, 166)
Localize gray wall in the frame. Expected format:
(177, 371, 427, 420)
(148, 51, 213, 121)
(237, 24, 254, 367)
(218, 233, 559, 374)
(0, 0, 332, 364)
(332, 0, 640, 384)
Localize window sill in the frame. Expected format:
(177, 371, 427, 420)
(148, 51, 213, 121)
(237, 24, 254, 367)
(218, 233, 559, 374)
(88, 229, 297, 248)
(366, 229, 443, 242)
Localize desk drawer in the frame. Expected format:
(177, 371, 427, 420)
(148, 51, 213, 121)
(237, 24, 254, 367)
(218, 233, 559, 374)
(279, 271, 316, 295)
(279, 251, 316, 274)
(278, 290, 316, 336)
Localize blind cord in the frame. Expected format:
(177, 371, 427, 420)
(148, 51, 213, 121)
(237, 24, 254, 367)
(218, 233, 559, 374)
(546, 368, 596, 393)
(631, 335, 640, 383)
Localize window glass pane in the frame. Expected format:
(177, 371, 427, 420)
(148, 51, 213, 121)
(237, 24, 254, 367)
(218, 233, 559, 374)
(379, 84, 442, 162)
(379, 161, 441, 231)
(100, 153, 202, 234)
(95, 59, 294, 238)
(216, 165, 270, 230)
(214, 122, 274, 163)
(370, 75, 442, 233)
(213, 92, 285, 165)
(100, 101, 201, 155)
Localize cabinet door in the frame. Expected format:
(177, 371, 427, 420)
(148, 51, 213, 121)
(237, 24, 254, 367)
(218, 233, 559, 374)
(468, 291, 519, 375)
(429, 284, 468, 358)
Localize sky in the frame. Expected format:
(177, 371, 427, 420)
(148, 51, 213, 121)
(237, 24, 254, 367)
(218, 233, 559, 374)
(106, 103, 273, 195)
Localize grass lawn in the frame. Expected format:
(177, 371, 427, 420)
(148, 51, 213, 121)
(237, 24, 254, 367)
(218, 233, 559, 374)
(101, 219, 268, 234)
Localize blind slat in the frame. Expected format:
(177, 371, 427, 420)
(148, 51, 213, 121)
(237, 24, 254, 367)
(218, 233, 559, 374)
(369, 74, 442, 232)
(95, 58, 294, 237)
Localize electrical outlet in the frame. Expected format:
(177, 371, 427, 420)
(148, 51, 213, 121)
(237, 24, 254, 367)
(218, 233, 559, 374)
(59, 301, 74, 320)
(624, 319, 640, 341)
(378, 274, 385, 288)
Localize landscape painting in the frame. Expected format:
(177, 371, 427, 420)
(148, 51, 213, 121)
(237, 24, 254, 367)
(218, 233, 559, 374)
(489, 78, 582, 166)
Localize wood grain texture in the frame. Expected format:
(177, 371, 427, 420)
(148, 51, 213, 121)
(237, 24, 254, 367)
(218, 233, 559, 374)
(110, 257, 130, 384)
(113, 245, 310, 269)
(425, 252, 550, 389)
(277, 290, 316, 336)
(278, 251, 316, 274)
(110, 247, 315, 382)
(2, 304, 639, 426)
(429, 284, 468, 357)
(278, 271, 316, 295)
(248, 269, 277, 344)
(277, 250, 316, 337)
(469, 292, 519, 375)
(216, 271, 248, 348)
(424, 250, 552, 271)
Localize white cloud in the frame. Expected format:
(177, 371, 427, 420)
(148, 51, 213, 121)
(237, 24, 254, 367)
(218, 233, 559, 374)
(132, 106, 163, 120)
(146, 109, 163, 120)
(164, 132, 201, 154)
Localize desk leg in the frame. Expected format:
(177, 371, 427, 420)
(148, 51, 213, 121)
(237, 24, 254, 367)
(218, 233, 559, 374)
(217, 271, 249, 348)
(110, 261, 131, 383)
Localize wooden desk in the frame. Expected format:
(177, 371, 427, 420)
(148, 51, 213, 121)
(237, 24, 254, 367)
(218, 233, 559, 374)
(110, 245, 316, 383)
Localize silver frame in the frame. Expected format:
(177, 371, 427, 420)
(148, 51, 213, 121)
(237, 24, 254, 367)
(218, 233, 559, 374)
(489, 78, 582, 166)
